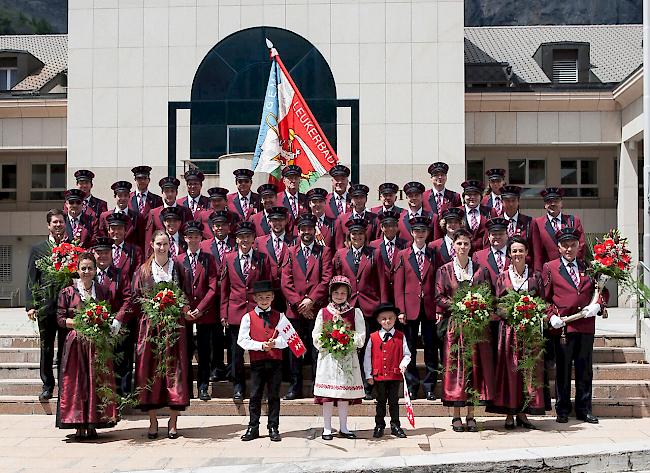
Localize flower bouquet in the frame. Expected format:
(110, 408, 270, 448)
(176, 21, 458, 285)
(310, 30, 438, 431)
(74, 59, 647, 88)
(498, 291, 547, 407)
(448, 282, 493, 404)
(562, 230, 631, 323)
(140, 282, 187, 381)
(319, 315, 356, 361)
(73, 300, 120, 417)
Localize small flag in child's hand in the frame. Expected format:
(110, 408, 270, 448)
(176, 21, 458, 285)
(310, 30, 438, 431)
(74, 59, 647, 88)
(276, 316, 307, 358)
(403, 372, 415, 428)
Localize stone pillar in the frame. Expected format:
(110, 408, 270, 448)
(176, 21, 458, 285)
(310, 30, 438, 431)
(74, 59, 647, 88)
(617, 140, 639, 307)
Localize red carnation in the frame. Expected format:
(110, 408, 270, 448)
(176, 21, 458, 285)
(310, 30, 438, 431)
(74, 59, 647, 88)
(522, 296, 530, 303)
(593, 243, 606, 256)
(331, 329, 341, 340)
(601, 256, 614, 267)
(464, 301, 471, 308)
(340, 334, 350, 345)
(102, 312, 108, 320)
(603, 239, 615, 249)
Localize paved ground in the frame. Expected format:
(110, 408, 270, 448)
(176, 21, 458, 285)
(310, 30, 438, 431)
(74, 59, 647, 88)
(1, 414, 650, 473)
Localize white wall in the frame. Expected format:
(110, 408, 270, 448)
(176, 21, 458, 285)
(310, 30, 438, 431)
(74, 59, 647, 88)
(67, 0, 465, 203)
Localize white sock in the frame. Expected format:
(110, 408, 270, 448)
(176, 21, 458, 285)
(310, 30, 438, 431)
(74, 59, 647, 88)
(338, 401, 350, 433)
(322, 402, 333, 435)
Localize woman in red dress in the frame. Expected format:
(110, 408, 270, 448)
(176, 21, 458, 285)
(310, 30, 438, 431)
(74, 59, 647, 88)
(490, 235, 545, 429)
(56, 252, 118, 440)
(131, 230, 190, 439)
(434, 228, 494, 433)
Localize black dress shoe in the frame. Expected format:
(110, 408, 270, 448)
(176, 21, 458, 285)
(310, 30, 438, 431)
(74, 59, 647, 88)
(391, 426, 407, 438)
(199, 388, 211, 401)
(321, 432, 334, 441)
(556, 415, 569, 423)
(269, 427, 281, 442)
(516, 418, 537, 429)
(466, 417, 478, 432)
(233, 390, 244, 401)
(364, 392, 373, 401)
(576, 413, 599, 424)
(425, 391, 436, 401)
(39, 388, 53, 402)
(372, 426, 384, 438)
(338, 431, 356, 439)
(452, 417, 465, 432)
(241, 426, 259, 441)
(86, 428, 98, 440)
(408, 390, 418, 401)
(284, 391, 302, 400)
(504, 420, 516, 430)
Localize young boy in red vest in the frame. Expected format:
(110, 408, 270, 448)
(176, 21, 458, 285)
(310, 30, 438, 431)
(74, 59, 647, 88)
(237, 280, 288, 442)
(363, 303, 411, 438)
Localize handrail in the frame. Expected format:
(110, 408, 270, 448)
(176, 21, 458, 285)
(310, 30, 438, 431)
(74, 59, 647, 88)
(635, 261, 650, 343)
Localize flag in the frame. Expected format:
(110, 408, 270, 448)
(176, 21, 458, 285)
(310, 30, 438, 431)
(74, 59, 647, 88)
(403, 372, 415, 428)
(252, 38, 339, 192)
(276, 315, 307, 358)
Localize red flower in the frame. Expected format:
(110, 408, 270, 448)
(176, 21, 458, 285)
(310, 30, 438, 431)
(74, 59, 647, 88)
(331, 329, 341, 341)
(522, 296, 530, 303)
(593, 243, 606, 256)
(617, 261, 627, 270)
(339, 334, 350, 345)
(464, 301, 471, 308)
(102, 312, 108, 320)
(479, 303, 486, 310)
(601, 256, 614, 267)
(54, 262, 62, 271)
(603, 239, 615, 249)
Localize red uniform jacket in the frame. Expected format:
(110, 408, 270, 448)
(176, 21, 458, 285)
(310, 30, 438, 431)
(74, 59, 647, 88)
(96, 265, 132, 323)
(176, 250, 218, 324)
(98, 209, 145, 249)
(370, 237, 408, 304)
(246, 309, 283, 362)
(220, 250, 271, 326)
(422, 188, 462, 216)
(370, 205, 406, 217)
(325, 192, 352, 220)
(428, 236, 454, 269)
(176, 195, 210, 219)
(369, 330, 405, 381)
(314, 215, 336, 248)
(532, 214, 586, 273)
(503, 212, 536, 265)
(112, 242, 144, 280)
(481, 194, 504, 217)
(281, 243, 333, 319)
(64, 213, 97, 249)
(434, 261, 492, 319)
(144, 205, 193, 251)
(334, 210, 380, 249)
(195, 208, 240, 241)
(333, 246, 383, 316)
(200, 236, 235, 309)
(250, 210, 296, 239)
(227, 192, 261, 221)
(254, 233, 294, 291)
(83, 195, 109, 219)
(397, 209, 441, 245)
(541, 258, 607, 335)
(128, 191, 163, 218)
(463, 205, 496, 252)
(393, 245, 437, 321)
(276, 191, 308, 221)
(472, 247, 511, 288)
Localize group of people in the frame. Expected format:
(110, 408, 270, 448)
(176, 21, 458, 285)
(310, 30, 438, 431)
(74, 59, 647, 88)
(24, 161, 606, 442)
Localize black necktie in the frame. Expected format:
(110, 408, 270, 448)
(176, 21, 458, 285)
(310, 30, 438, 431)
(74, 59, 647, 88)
(383, 332, 392, 342)
(259, 310, 272, 328)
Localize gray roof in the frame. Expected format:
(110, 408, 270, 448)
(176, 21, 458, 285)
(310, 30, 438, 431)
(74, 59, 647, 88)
(0, 34, 67, 92)
(464, 25, 642, 84)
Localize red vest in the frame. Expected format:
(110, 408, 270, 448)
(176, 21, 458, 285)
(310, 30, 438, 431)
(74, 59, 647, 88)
(370, 330, 404, 381)
(321, 306, 356, 327)
(247, 309, 283, 362)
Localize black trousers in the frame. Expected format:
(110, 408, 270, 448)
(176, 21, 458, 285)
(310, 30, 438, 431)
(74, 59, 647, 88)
(211, 323, 228, 378)
(193, 324, 214, 391)
(185, 323, 196, 397)
(553, 333, 594, 417)
(38, 315, 66, 390)
(543, 330, 555, 411)
(249, 360, 282, 429)
(358, 316, 379, 393)
(229, 325, 246, 391)
(286, 317, 317, 394)
(114, 318, 137, 395)
(403, 311, 438, 396)
(373, 380, 401, 428)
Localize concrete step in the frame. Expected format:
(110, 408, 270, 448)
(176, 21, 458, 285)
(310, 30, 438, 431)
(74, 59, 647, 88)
(1, 395, 647, 418)
(0, 335, 40, 349)
(0, 363, 43, 379)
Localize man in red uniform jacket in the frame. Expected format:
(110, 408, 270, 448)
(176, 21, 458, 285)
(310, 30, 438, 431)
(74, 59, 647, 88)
(281, 213, 333, 399)
(422, 162, 462, 216)
(199, 210, 236, 382)
(251, 183, 295, 238)
(177, 168, 210, 219)
(220, 221, 271, 400)
(105, 212, 143, 280)
(177, 221, 218, 401)
(500, 185, 535, 264)
(196, 187, 241, 240)
(481, 168, 506, 216)
(472, 217, 510, 287)
(325, 164, 351, 220)
(542, 227, 606, 425)
(428, 207, 464, 268)
(532, 187, 586, 272)
(276, 164, 307, 221)
(74, 169, 108, 218)
(144, 177, 193, 252)
(371, 182, 405, 217)
(393, 215, 438, 400)
(370, 210, 408, 304)
(306, 187, 336, 248)
(63, 189, 97, 249)
(461, 179, 496, 253)
(334, 184, 379, 249)
(129, 165, 163, 218)
(398, 181, 440, 244)
(98, 180, 145, 250)
(227, 169, 261, 221)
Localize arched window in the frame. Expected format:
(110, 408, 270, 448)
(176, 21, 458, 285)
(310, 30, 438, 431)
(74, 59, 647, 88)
(190, 26, 337, 160)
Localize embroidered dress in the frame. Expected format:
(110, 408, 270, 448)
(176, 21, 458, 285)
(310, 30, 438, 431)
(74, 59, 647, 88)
(312, 305, 366, 405)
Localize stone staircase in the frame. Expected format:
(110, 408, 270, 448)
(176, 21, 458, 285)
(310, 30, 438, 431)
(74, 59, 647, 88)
(0, 333, 648, 417)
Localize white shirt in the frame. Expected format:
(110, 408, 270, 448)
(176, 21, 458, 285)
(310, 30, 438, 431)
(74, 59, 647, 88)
(152, 259, 173, 283)
(363, 327, 412, 380)
(238, 192, 252, 202)
(465, 204, 479, 216)
(75, 280, 96, 302)
(505, 211, 519, 223)
(408, 207, 423, 219)
(384, 237, 397, 247)
(444, 235, 454, 255)
(491, 246, 506, 261)
(561, 256, 578, 273)
(113, 207, 128, 215)
(548, 212, 563, 225)
(491, 192, 502, 203)
(508, 264, 529, 291)
(411, 242, 426, 255)
(352, 209, 367, 219)
(301, 242, 315, 254)
(163, 202, 178, 209)
(237, 306, 290, 352)
(169, 232, 180, 255)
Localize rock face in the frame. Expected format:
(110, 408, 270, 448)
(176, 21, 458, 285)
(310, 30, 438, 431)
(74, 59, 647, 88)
(465, 0, 641, 26)
(0, 0, 66, 34)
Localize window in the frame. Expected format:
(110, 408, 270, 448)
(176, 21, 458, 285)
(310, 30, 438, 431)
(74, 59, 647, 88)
(30, 163, 65, 201)
(0, 164, 16, 201)
(466, 160, 484, 181)
(0, 245, 11, 283)
(508, 159, 546, 197)
(561, 159, 598, 197)
(552, 49, 578, 84)
(0, 68, 17, 90)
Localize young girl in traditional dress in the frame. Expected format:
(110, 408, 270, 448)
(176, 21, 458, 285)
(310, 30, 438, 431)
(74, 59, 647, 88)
(312, 276, 366, 440)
